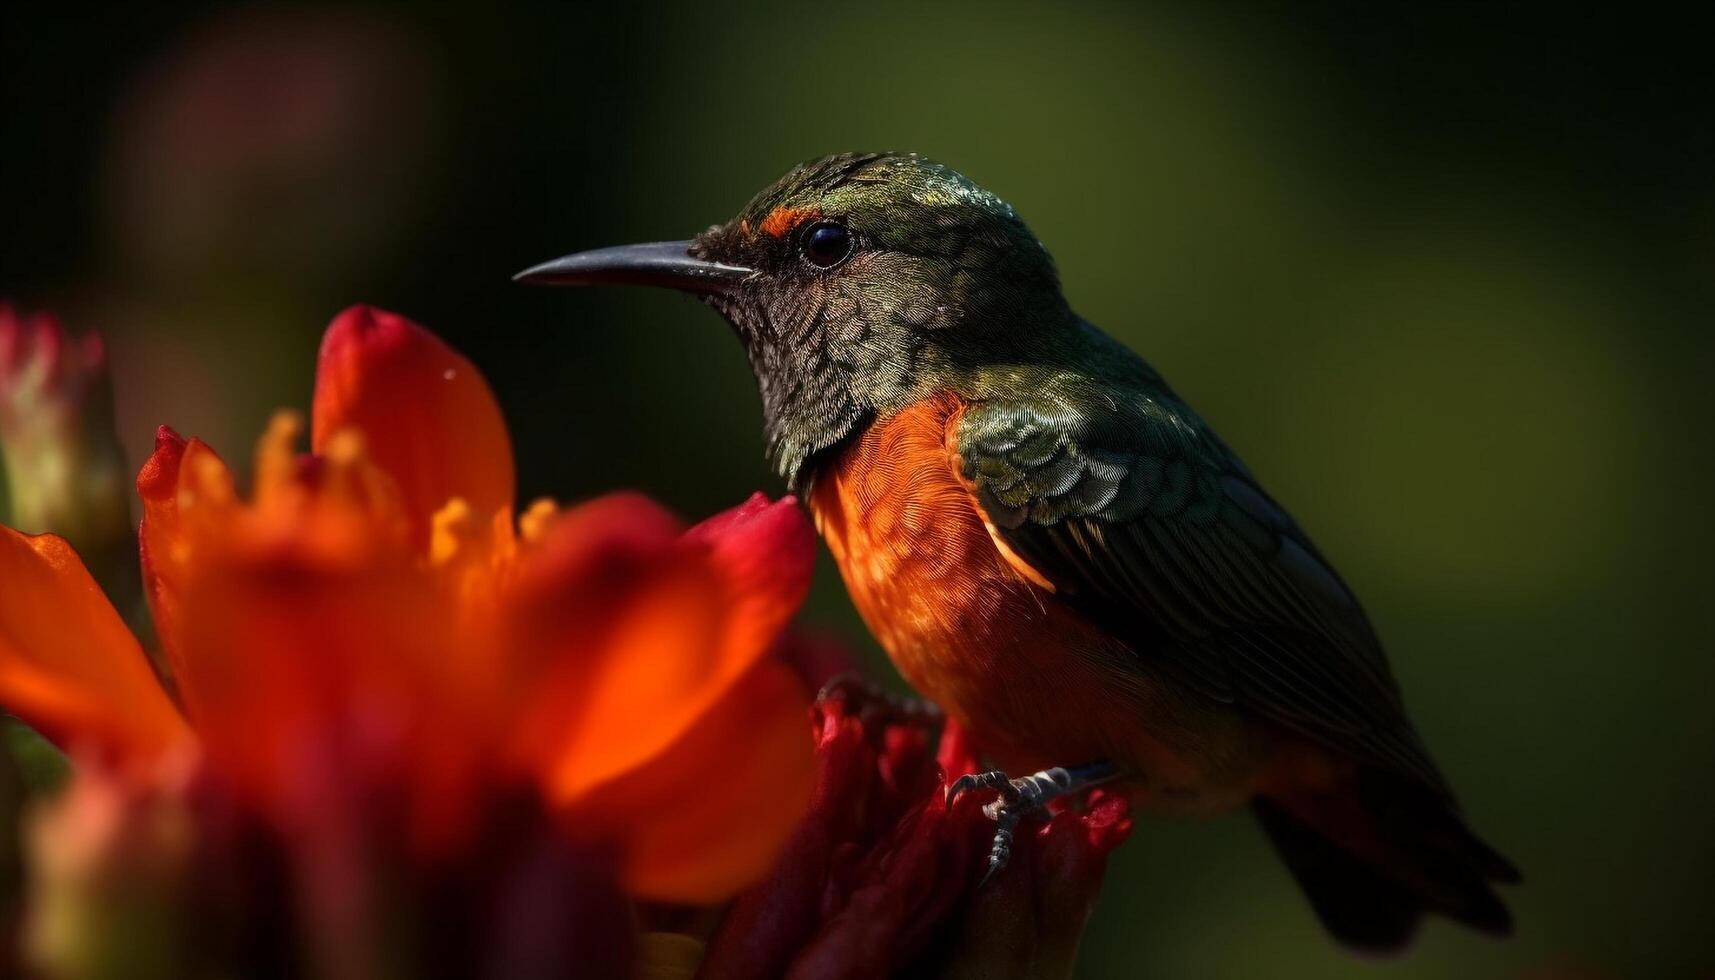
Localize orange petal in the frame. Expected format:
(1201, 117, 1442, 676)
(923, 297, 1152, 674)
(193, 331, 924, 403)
(507, 494, 814, 803)
(136, 425, 237, 700)
(311, 305, 514, 548)
(492, 494, 686, 679)
(141, 416, 427, 724)
(683, 493, 816, 684)
(172, 548, 484, 854)
(494, 493, 690, 786)
(0, 526, 187, 761)
(576, 660, 813, 904)
(535, 557, 727, 798)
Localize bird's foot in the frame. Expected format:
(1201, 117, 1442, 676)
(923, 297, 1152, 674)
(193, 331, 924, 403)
(816, 671, 942, 724)
(947, 761, 1119, 885)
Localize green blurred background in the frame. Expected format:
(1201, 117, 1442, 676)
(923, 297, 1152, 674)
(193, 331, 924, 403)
(4, 4, 1710, 977)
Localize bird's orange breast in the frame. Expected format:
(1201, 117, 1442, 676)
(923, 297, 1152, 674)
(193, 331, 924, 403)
(807, 395, 1256, 800)
(808, 393, 1025, 717)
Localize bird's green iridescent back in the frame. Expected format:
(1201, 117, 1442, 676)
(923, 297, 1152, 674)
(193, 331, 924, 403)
(942, 322, 1447, 796)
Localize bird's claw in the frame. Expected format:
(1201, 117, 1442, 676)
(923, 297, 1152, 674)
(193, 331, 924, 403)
(817, 672, 942, 724)
(945, 769, 1012, 805)
(947, 762, 1118, 885)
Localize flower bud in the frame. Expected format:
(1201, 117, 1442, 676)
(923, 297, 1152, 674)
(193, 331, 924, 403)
(0, 306, 135, 607)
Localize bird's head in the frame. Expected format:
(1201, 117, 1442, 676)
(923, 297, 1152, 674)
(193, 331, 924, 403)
(518, 153, 1072, 486)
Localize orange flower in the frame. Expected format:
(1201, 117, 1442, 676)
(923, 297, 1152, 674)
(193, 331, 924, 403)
(0, 304, 815, 905)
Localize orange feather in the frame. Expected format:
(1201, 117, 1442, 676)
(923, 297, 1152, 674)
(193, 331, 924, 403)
(758, 206, 821, 238)
(808, 394, 1310, 813)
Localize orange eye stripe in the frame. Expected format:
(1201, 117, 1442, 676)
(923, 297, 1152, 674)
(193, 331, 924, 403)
(758, 206, 822, 238)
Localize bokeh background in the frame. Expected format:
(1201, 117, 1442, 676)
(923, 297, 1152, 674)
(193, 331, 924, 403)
(4, 4, 1711, 977)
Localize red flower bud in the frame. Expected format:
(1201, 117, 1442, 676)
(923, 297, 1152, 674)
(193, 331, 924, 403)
(701, 685, 1132, 979)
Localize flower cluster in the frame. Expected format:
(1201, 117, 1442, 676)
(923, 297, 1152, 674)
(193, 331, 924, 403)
(0, 305, 1132, 979)
(1, 306, 816, 976)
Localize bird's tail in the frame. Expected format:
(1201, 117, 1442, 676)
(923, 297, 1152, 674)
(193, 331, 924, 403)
(1254, 768, 1520, 953)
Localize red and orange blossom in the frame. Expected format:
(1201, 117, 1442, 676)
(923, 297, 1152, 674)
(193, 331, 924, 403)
(1, 305, 816, 905)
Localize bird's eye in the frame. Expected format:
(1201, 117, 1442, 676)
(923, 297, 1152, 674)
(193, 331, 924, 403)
(801, 221, 854, 269)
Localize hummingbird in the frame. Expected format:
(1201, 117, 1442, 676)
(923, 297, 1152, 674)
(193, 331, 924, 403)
(517, 152, 1517, 951)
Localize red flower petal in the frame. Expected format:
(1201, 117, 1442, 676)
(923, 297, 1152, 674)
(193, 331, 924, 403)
(136, 425, 228, 691)
(577, 660, 814, 904)
(486, 492, 818, 903)
(311, 305, 514, 547)
(701, 690, 961, 980)
(0, 526, 187, 761)
(507, 493, 816, 803)
(170, 546, 485, 855)
(682, 493, 816, 671)
(704, 687, 1133, 979)
(492, 492, 688, 779)
(937, 791, 1133, 977)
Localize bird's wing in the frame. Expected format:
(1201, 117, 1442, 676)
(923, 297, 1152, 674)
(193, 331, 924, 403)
(955, 385, 1449, 796)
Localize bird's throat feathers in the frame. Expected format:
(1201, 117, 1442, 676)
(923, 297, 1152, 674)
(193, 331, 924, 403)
(688, 153, 1084, 489)
(725, 302, 1148, 495)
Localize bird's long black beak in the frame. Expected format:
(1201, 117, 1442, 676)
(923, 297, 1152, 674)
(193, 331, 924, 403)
(513, 241, 752, 294)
